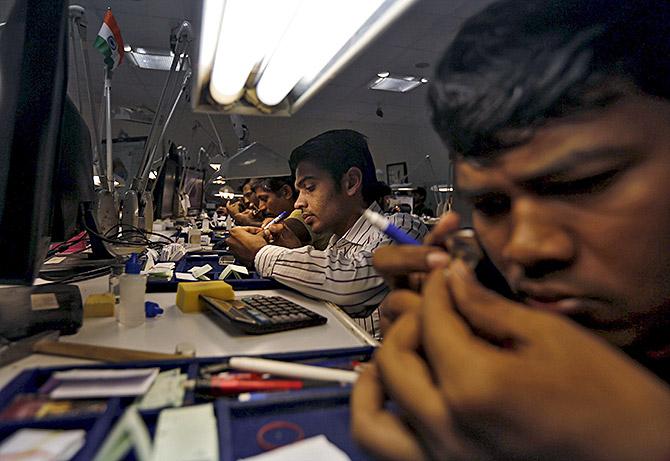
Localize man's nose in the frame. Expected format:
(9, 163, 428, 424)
(294, 192, 307, 210)
(501, 197, 575, 280)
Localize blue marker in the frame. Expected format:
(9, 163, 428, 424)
(362, 209, 421, 245)
(262, 210, 289, 230)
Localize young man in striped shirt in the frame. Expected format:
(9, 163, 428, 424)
(226, 130, 428, 337)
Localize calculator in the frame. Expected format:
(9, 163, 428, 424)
(200, 295, 328, 334)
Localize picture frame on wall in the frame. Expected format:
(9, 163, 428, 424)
(386, 162, 408, 185)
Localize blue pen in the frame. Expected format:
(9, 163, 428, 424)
(262, 210, 289, 230)
(362, 209, 421, 245)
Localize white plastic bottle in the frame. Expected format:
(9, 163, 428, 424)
(117, 254, 147, 327)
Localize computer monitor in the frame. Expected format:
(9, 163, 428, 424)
(0, 0, 69, 285)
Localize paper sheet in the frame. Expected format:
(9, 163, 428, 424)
(151, 404, 218, 461)
(47, 368, 159, 399)
(237, 435, 351, 461)
(0, 428, 86, 461)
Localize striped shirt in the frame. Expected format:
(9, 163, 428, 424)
(254, 202, 428, 337)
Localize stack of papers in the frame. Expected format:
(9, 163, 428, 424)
(143, 262, 176, 280)
(41, 368, 160, 400)
(0, 428, 86, 461)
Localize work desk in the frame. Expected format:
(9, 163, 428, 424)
(0, 276, 376, 388)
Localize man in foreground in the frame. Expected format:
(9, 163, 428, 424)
(351, 0, 670, 459)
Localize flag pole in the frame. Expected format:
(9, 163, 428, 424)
(104, 67, 114, 193)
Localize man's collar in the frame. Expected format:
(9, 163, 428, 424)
(335, 202, 382, 246)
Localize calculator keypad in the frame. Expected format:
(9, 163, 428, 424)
(241, 296, 319, 325)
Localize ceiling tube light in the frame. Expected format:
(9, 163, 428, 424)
(210, 1, 299, 105)
(194, 0, 418, 116)
(256, 0, 383, 107)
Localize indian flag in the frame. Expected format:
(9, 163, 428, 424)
(94, 9, 124, 71)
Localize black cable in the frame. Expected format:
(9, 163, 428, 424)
(39, 265, 112, 284)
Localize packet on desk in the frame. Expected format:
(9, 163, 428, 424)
(0, 394, 107, 421)
(42, 368, 160, 399)
(0, 428, 86, 461)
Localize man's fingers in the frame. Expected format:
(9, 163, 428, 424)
(379, 290, 421, 334)
(377, 315, 449, 434)
(374, 246, 450, 289)
(448, 260, 540, 343)
(378, 314, 490, 461)
(424, 212, 461, 245)
(422, 268, 493, 383)
(351, 365, 427, 461)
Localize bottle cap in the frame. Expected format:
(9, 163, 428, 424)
(145, 301, 164, 318)
(125, 253, 142, 274)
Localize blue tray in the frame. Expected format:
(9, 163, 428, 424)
(0, 346, 375, 460)
(146, 253, 281, 292)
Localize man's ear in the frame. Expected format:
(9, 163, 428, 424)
(342, 167, 363, 197)
(280, 184, 293, 200)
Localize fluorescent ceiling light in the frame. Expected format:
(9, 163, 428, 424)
(194, 0, 418, 116)
(149, 170, 158, 180)
(369, 73, 428, 93)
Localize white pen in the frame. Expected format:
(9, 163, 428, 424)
(227, 356, 359, 383)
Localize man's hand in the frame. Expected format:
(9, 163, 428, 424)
(373, 212, 460, 291)
(354, 260, 670, 461)
(225, 227, 267, 265)
(226, 200, 242, 216)
(263, 223, 303, 248)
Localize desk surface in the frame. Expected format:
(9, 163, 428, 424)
(1, 277, 375, 388)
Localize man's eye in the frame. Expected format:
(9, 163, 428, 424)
(305, 185, 316, 192)
(535, 169, 621, 196)
(471, 193, 511, 217)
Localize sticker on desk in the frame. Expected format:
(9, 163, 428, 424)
(30, 293, 60, 311)
(44, 256, 66, 265)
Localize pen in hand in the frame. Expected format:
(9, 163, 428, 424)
(362, 209, 421, 245)
(262, 211, 289, 230)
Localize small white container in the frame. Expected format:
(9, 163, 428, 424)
(117, 273, 147, 327)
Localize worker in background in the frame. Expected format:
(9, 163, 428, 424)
(226, 178, 263, 227)
(351, 0, 670, 459)
(226, 129, 428, 337)
(251, 176, 332, 249)
(411, 186, 434, 217)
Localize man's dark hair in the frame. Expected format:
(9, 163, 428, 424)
(250, 176, 297, 199)
(289, 129, 381, 203)
(429, 0, 670, 161)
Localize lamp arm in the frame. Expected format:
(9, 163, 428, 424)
(132, 21, 193, 194)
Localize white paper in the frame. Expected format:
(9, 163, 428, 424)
(0, 428, 86, 461)
(175, 272, 198, 281)
(49, 368, 159, 399)
(151, 404, 218, 461)
(219, 264, 249, 279)
(237, 435, 351, 461)
(189, 264, 213, 278)
(44, 256, 67, 265)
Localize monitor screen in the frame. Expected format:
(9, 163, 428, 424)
(0, 0, 69, 285)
